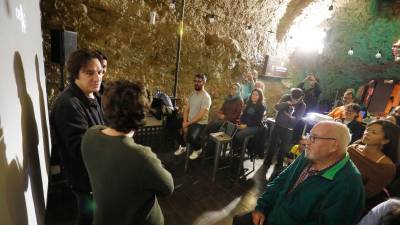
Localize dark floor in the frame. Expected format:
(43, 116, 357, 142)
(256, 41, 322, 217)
(45, 145, 276, 225)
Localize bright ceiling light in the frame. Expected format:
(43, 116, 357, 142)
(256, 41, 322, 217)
(291, 27, 326, 53)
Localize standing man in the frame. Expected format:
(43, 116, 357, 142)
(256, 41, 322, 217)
(50, 49, 105, 225)
(234, 121, 365, 225)
(264, 88, 306, 178)
(96, 50, 107, 95)
(174, 73, 212, 160)
(297, 73, 321, 113)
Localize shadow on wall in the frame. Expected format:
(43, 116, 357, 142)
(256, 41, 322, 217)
(8, 52, 45, 225)
(35, 55, 51, 174)
(4, 0, 11, 17)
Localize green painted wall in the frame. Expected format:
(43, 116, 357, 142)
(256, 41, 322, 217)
(288, 0, 400, 102)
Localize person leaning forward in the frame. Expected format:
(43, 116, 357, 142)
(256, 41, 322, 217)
(234, 121, 365, 225)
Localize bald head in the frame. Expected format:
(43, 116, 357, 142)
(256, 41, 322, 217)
(314, 121, 351, 152)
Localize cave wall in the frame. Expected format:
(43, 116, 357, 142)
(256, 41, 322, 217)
(41, 0, 294, 115)
(41, 0, 400, 115)
(288, 0, 400, 103)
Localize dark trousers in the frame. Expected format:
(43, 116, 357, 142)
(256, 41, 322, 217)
(233, 212, 267, 225)
(186, 123, 206, 150)
(264, 124, 293, 169)
(232, 126, 258, 150)
(72, 190, 93, 225)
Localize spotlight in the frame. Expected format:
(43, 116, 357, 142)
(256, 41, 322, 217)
(375, 51, 382, 59)
(348, 48, 354, 56)
(207, 14, 216, 24)
(244, 25, 252, 34)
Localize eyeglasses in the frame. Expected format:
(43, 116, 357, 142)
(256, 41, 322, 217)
(306, 134, 336, 144)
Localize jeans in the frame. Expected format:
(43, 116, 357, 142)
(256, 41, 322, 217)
(233, 126, 258, 150)
(186, 123, 206, 150)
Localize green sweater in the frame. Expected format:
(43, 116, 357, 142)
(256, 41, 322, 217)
(256, 153, 365, 225)
(81, 125, 174, 225)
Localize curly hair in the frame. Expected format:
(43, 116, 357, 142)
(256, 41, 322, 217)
(102, 80, 147, 132)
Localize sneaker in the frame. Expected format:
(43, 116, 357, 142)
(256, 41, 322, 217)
(189, 149, 203, 160)
(174, 146, 187, 156)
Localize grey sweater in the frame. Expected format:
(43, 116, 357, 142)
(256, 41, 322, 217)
(81, 125, 174, 225)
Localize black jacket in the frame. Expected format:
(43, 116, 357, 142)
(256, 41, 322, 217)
(50, 83, 105, 192)
(274, 94, 306, 129)
(346, 120, 364, 144)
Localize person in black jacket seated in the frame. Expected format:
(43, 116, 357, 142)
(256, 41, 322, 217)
(264, 88, 306, 178)
(232, 88, 266, 152)
(336, 103, 364, 144)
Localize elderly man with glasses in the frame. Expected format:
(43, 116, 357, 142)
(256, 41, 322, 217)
(234, 121, 365, 225)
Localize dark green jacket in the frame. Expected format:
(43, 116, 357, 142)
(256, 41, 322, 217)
(256, 152, 365, 225)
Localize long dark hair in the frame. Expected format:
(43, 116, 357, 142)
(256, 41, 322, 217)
(247, 88, 264, 105)
(368, 120, 400, 163)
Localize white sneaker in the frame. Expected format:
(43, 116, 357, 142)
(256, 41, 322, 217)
(174, 146, 187, 156)
(189, 149, 203, 160)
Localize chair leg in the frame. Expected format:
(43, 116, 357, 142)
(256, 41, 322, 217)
(236, 138, 248, 180)
(184, 144, 190, 173)
(212, 142, 221, 183)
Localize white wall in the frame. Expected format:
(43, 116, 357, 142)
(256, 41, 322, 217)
(0, 0, 51, 225)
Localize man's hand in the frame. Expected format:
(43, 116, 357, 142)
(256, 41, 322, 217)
(237, 124, 247, 129)
(217, 113, 225, 120)
(182, 121, 190, 129)
(252, 211, 266, 225)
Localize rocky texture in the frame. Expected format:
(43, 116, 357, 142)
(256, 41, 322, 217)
(41, 0, 400, 116)
(287, 0, 400, 101)
(41, 0, 294, 115)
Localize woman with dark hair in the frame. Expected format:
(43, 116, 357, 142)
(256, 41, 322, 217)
(81, 80, 174, 225)
(348, 120, 400, 198)
(232, 88, 266, 151)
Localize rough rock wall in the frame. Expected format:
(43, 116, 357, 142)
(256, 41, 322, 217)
(288, 0, 400, 103)
(41, 0, 293, 115)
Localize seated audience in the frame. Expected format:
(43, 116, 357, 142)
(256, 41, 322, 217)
(264, 88, 306, 177)
(203, 83, 244, 151)
(241, 70, 255, 102)
(357, 198, 400, 225)
(328, 89, 363, 122)
(254, 81, 265, 91)
(234, 121, 365, 225)
(348, 120, 400, 198)
(215, 82, 244, 125)
(386, 105, 400, 126)
(174, 73, 212, 160)
(81, 80, 174, 225)
(336, 103, 364, 144)
(297, 73, 321, 113)
(232, 88, 266, 151)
